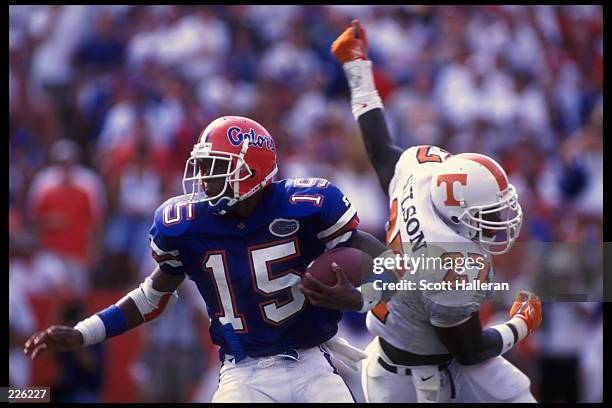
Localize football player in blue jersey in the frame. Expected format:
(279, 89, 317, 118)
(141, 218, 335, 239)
(24, 115, 399, 402)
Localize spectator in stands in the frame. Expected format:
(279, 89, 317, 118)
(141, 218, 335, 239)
(104, 138, 163, 287)
(28, 138, 106, 295)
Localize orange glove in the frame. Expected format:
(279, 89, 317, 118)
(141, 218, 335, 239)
(331, 19, 369, 64)
(509, 290, 542, 334)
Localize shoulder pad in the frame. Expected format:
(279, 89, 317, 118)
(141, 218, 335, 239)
(154, 195, 201, 237)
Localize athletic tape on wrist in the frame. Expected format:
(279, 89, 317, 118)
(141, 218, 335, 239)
(74, 304, 129, 346)
(507, 315, 529, 339)
(343, 60, 383, 119)
(491, 323, 515, 355)
(358, 282, 382, 313)
(366, 267, 396, 296)
(491, 316, 529, 355)
(74, 315, 106, 347)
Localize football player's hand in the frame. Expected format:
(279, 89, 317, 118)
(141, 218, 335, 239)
(299, 263, 363, 311)
(24, 325, 83, 360)
(331, 19, 369, 64)
(509, 290, 542, 334)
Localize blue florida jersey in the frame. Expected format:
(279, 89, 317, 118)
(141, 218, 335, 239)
(148, 178, 360, 361)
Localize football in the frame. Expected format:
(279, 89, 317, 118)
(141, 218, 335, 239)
(305, 247, 374, 287)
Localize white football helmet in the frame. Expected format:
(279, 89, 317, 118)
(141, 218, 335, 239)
(430, 153, 523, 255)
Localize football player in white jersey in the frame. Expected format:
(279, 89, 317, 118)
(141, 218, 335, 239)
(306, 20, 543, 403)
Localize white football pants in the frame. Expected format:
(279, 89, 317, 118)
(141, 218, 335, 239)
(212, 345, 356, 403)
(361, 337, 536, 403)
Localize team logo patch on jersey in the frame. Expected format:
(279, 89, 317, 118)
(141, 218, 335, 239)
(269, 218, 300, 237)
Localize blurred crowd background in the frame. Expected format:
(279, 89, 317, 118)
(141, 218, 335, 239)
(9, 5, 602, 403)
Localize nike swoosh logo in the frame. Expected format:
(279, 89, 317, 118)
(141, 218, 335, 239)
(421, 375, 434, 381)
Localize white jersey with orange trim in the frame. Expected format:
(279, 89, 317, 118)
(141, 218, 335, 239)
(366, 145, 495, 356)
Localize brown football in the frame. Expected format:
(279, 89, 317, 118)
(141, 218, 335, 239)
(305, 247, 373, 287)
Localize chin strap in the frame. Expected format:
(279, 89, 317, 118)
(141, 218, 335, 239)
(209, 196, 238, 216)
(232, 139, 250, 201)
(210, 163, 279, 216)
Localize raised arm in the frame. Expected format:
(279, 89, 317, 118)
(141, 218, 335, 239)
(332, 20, 403, 194)
(24, 267, 184, 359)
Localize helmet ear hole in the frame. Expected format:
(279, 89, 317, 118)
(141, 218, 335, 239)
(250, 169, 257, 178)
(451, 216, 460, 224)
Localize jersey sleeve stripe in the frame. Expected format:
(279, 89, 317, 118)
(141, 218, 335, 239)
(157, 259, 183, 268)
(143, 293, 174, 321)
(152, 251, 180, 263)
(320, 214, 360, 243)
(150, 237, 180, 257)
(324, 231, 354, 250)
(317, 206, 358, 240)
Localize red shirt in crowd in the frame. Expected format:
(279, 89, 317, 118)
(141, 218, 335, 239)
(30, 166, 104, 263)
